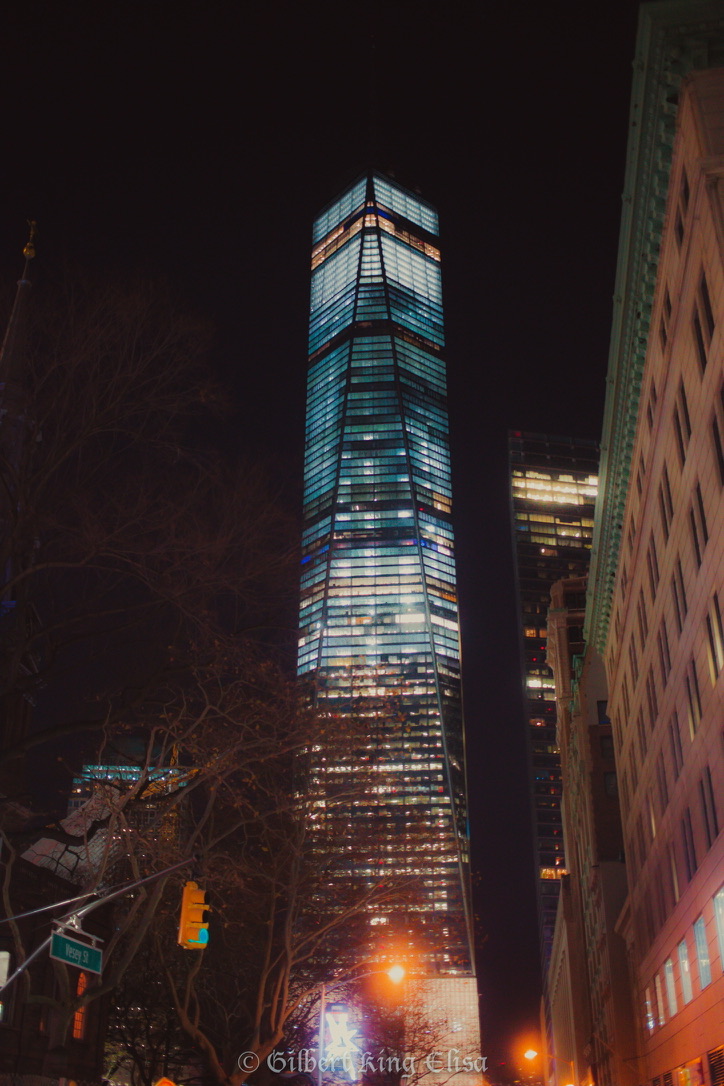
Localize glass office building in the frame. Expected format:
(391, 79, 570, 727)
(508, 431, 598, 974)
(298, 173, 474, 973)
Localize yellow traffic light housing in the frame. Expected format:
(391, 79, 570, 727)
(177, 881, 209, 949)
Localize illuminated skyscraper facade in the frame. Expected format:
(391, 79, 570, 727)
(298, 173, 474, 975)
(509, 432, 598, 973)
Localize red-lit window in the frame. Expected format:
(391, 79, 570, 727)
(72, 972, 88, 1040)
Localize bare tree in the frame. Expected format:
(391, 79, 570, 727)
(2, 643, 416, 1086)
(356, 985, 454, 1086)
(1, 651, 306, 1061)
(150, 699, 410, 1086)
(0, 271, 295, 782)
(0, 267, 302, 1084)
(0, 269, 430, 1086)
(103, 942, 196, 1086)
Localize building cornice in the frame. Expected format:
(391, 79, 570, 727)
(585, 0, 724, 654)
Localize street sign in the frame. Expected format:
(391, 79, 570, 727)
(50, 931, 103, 975)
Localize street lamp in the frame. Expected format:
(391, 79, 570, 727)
(525, 1047, 576, 1086)
(317, 965, 405, 1086)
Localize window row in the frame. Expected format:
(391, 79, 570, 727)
(644, 888, 724, 1034)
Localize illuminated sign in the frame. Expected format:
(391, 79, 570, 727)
(324, 1004, 361, 1081)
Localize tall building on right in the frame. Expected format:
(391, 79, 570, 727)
(585, 3, 724, 1082)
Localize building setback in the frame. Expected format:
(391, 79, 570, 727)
(585, 4, 724, 1083)
(508, 431, 598, 976)
(297, 173, 480, 1067)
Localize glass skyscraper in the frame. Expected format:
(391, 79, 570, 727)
(298, 173, 474, 976)
(508, 431, 598, 974)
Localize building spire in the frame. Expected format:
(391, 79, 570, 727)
(0, 221, 36, 389)
(22, 219, 36, 261)
(0, 222, 37, 610)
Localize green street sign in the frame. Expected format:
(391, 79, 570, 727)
(50, 931, 103, 975)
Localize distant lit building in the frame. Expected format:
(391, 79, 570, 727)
(508, 431, 598, 975)
(67, 763, 185, 818)
(21, 761, 187, 885)
(585, 4, 724, 1082)
(298, 173, 480, 1072)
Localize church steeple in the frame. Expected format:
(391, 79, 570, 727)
(0, 221, 36, 389)
(0, 222, 38, 779)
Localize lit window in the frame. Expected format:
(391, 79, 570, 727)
(694, 915, 711, 988)
(664, 958, 677, 1017)
(654, 973, 666, 1026)
(0, 950, 10, 1022)
(678, 938, 693, 1004)
(714, 887, 724, 969)
(72, 972, 88, 1040)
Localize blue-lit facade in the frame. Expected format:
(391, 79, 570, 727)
(298, 174, 474, 973)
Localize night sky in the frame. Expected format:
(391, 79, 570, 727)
(2, 0, 640, 1070)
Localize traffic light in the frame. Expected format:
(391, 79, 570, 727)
(177, 881, 209, 949)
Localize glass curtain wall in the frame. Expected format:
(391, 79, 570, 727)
(298, 174, 473, 973)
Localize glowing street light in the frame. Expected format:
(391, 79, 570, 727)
(524, 1048, 576, 1086)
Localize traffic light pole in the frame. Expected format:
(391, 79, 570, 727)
(0, 856, 194, 996)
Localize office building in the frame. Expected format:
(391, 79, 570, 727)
(585, 4, 724, 1082)
(508, 431, 598, 975)
(297, 173, 480, 1066)
(546, 577, 636, 1086)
